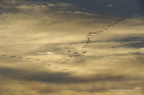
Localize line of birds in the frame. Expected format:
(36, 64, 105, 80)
(82, 17, 125, 51)
(1, 55, 40, 61)
(60, 17, 125, 64)
(1, 17, 125, 71)
(1, 54, 68, 71)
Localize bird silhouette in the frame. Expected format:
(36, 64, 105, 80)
(82, 50, 86, 53)
(61, 61, 66, 63)
(48, 64, 51, 66)
(11, 56, 16, 58)
(67, 50, 71, 53)
(87, 34, 91, 37)
(73, 52, 78, 54)
(36, 59, 40, 61)
(2, 55, 6, 56)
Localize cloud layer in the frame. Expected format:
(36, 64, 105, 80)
(0, 0, 144, 95)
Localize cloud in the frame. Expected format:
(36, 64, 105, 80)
(0, 0, 144, 95)
(108, 4, 113, 7)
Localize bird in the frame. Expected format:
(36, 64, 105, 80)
(92, 32, 96, 34)
(108, 25, 111, 27)
(67, 50, 71, 53)
(11, 56, 16, 58)
(61, 61, 66, 63)
(85, 44, 89, 47)
(88, 32, 92, 34)
(36, 59, 40, 61)
(69, 55, 73, 57)
(82, 50, 86, 53)
(48, 64, 51, 66)
(66, 59, 70, 62)
(87, 38, 90, 41)
(73, 52, 78, 54)
(99, 30, 104, 32)
(87, 34, 91, 37)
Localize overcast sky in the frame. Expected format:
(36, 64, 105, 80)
(0, 0, 144, 95)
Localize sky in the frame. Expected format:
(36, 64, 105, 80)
(0, 0, 144, 95)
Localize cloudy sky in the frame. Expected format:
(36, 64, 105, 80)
(0, 0, 144, 95)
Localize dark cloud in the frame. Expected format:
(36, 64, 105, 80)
(116, 36, 144, 42)
(124, 42, 144, 48)
(1, 66, 144, 94)
(1, 67, 143, 83)
(0, 67, 30, 78)
(110, 35, 144, 48)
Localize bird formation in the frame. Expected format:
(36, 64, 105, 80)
(1, 17, 125, 71)
(60, 17, 125, 64)
(1, 55, 40, 61)
(81, 18, 125, 52)
(1, 54, 68, 71)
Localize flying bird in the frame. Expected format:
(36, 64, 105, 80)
(87, 34, 91, 37)
(66, 59, 70, 62)
(85, 44, 89, 47)
(61, 61, 66, 63)
(73, 52, 78, 54)
(108, 25, 111, 27)
(48, 64, 51, 66)
(88, 32, 92, 34)
(11, 56, 16, 58)
(37, 59, 40, 61)
(67, 50, 71, 53)
(99, 30, 104, 32)
(69, 55, 73, 57)
(92, 32, 96, 34)
(82, 50, 86, 53)
(87, 38, 90, 41)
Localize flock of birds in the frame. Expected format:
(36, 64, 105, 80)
(60, 17, 125, 64)
(1, 55, 40, 61)
(1, 54, 68, 71)
(1, 17, 125, 71)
